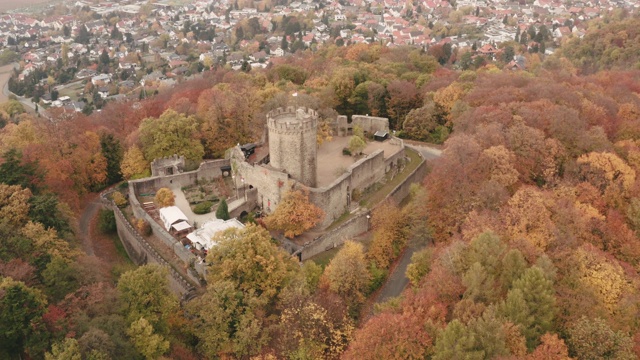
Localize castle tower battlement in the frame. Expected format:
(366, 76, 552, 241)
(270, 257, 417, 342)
(267, 107, 318, 187)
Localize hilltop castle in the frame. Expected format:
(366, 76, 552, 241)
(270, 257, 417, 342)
(231, 106, 406, 228)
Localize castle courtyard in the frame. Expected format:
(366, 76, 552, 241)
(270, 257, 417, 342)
(316, 137, 404, 187)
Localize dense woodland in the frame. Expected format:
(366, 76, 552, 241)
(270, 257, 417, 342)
(2, 12, 640, 360)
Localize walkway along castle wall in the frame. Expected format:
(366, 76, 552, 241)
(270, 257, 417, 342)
(101, 191, 197, 298)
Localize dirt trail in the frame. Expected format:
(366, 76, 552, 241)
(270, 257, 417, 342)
(78, 196, 101, 256)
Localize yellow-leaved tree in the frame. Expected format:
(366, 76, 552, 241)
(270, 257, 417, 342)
(0, 184, 32, 227)
(572, 245, 633, 314)
(264, 189, 324, 238)
(154, 188, 175, 208)
(502, 186, 556, 251)
(320, 241, 371, 314)
(367, 201, 410, 269)
(120, 146, 149, 180)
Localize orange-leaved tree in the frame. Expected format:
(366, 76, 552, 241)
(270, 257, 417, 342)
(264, 188, 324, 238)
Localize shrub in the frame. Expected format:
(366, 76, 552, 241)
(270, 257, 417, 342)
(98, 210, 116, 234)
(193, 201, 213, 215)
(348, 135, 366, 155)
(135, 218, 152, 236)
(216, 198, 229, 220)
(111, 191, 127, 208)
(406, 248, 432, 286)
(367, 262, 388, 295)
(342, 147, 352, 156)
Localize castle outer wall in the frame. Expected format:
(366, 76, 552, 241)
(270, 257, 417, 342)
(267, 107, 318, 187)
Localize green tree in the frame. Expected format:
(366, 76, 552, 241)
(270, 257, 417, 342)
(216, 198, 229, 220)
(190, 225, 299, 357)
(126, 317, 170, 360)
(321, 241, 371, 315)
(433, 319, 483, 360)
(0, 148, 41, 192)
(75, 25, 90, 44)
(462, 262, 497, 304)
(138, 109, 205, 163)
(467, 311, 509, 359)
(498, 266, 556, 350)
(465, 232, 506, 276)
(206, 224, 299, 306)
(0, 277, 49, 358)
(42, 256, 79, 302)
(45, 338, 81, 360)
(99, 133, 123, 185)
(98, 209, 116, 234)
(100, 49, 110, 66)
(117, 264, 178, 334)
(348, 135, 366, 155)
(567, 316, 635, 360)
(499, 249, 527, 291)
(29, 193, 70, 233)
(188, 280, 260, 358)
(406, 247, 432, 286)
(0, 49, 20, 65)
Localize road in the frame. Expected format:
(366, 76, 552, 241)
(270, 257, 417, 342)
(78, 197, 102, 256)
(374, 141, 441, 304)
(406, 143, 442, 160)
(1, 63, 37, 111)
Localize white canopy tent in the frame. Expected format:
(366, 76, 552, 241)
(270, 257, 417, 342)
(186, 218, 245, 251)
(158, 206, 189, 232)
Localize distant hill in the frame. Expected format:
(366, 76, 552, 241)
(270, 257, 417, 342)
(559, 15, 640, 73)
(0, 0, 54, 13)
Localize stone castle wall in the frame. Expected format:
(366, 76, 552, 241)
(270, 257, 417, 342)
(297, 147, 428, 261)
(267, 107, 318, 187)
(231, 146, 290, 213)
(304, 149, 389, 229)
(352, 115, 390, 134)
(336, 115, 390, 137)
(151, 154, 185, 177)
(132, 159, 229, 195)
(101, 190, 198, 298)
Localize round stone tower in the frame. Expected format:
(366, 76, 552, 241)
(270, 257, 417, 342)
(267, 107, 318, 187)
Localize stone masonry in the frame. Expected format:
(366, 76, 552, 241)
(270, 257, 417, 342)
(267, 107, 318, 187)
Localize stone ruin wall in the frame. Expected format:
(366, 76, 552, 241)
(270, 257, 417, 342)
(336, 115, 390, 137)
(150, 154, 186, 177)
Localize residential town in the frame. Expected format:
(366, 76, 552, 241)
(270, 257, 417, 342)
(0, 0, 637, 114)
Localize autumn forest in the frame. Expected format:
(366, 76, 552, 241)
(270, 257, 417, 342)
(2, 12, 640, 360)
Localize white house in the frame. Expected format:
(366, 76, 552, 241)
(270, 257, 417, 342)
(91, 73, 112, 85)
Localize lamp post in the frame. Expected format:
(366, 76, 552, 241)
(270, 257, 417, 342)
(232, 175, 238, 199)
(366, 214, 371, 230)
(241, 177, 246, 201)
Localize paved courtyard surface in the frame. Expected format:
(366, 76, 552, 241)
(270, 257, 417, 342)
(316, 137, 403, 187)
(171, 186, 217, 227)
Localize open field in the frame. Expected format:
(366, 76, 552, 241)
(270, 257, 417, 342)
(0, 0, 54, 13)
